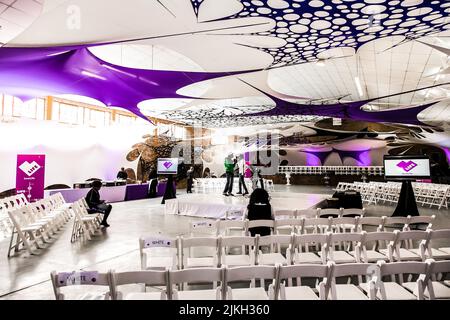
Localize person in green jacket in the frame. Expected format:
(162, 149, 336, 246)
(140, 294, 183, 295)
(223, 153, 237, 196)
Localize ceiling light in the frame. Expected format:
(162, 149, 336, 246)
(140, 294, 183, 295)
(81, 70, 107, 81)
(354, 76, 364, 97)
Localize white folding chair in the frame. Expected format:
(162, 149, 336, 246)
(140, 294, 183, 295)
(169, 267, 225, 300)
(392, 230, 427, 262)
(247, 219, 274, 237)
(425, 260, 450, 299)
(224, 265, 277, 300)
(419, 229, 450, 260)
(376, 261, 431, 300)
(109, 269, 169, 300)
(360, 231, 394, 263)
(288, 233, 328, 265)
(220, 236, 256, 267)
(325, 233, 363, 264)
(180, 236, 220, 269)
(139, 236, 179, 270)
(256, 234, 292, 266)
(50, 270, 112, 300)
(275, 263, 331, 300)
(327, 262, 377, 300)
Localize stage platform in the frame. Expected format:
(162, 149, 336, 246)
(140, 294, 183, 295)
(164, 192, 328, 219)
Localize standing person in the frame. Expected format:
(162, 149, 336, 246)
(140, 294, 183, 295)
(161, 175, 176, 204)
(245, 188, 274, 237)
(116, 167, 128, 180)
(186, 166, 195, 193)
(148, 166, 158, 198)
(223, 153, 237, 196)
(85, 180, 112, 227)
(236, 155, 249, 196)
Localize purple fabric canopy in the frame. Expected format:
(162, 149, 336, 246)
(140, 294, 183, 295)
(0, 45, 249, 120)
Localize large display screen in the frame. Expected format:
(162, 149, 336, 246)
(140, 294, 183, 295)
(157, 158, 178, 175)
(384, 155, 430, 180)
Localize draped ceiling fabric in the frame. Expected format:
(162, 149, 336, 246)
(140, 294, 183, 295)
(0, 0, 449, 127)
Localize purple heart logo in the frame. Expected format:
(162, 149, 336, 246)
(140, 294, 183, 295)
(397, 160, 417, 172)
(163, 161, 173, 169)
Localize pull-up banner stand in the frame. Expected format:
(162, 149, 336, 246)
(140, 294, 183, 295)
(16, 154, 46, 202)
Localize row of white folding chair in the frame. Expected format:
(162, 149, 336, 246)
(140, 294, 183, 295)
(414, 183, 449, 209)
(51, 259, 450, 300)
(0, 194, 29, 238)
(191, 214, 431, 241)
(139, 229, 450, 272)
(6, 193, 73, 257)
(70, 198, 102, 243)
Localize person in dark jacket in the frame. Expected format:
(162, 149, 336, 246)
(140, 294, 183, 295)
(148, 167, 158, 198)
(186, 166, 195, 193)
(85, 180, 112, 227)
(245, 188, 274, 237)
(116, 167, 128, 180)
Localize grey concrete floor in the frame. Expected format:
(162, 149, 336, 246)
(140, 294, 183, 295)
(0, 185, 449, 300)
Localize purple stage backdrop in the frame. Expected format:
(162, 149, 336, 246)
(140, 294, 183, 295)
(16, 154, 45, 202)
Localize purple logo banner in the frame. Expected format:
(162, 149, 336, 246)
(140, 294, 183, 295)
(397, 160, 417, 172)
(16, 155, 45, 202)
(163, 161, 173, 169)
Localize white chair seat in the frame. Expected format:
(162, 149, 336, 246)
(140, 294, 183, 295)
(124, 292, 164, 300)
(362, 250, 389, 262)
(378, 282, 417, 300)
(334, 284, 369, 300)
(258, 253, 287, 265)
(438, 247, 450, 254)
(229, 287, 268, 300)
(222, 255, 252, 267)
(380, 248, 421, 261)
(147, 257, 176, 269)
(176, 289, 219, 300)
(328, 251, 357, 264)
(409, 248, 450, 260)
(283, 286, 319, 300)
(293, 252, 323, 264)
(186, 257, 216, 268)
(403, 281, 450, 299)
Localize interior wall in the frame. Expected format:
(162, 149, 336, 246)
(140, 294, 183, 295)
(0, 118, 154, 192)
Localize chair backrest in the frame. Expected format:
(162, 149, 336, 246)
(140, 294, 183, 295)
(341, 208, 365, 217)
(225, 209, 244, 220)
(273, 209, 296, 219)
(109, 270, 169, 300)
(225, 265, 277, 284)
(430, 229, 450, 241)
(217, 220, 247, 236)
(221, 235, 256, 249)
(396, 230, 429, 243)
(169, 267, 224, 288)
(329, 232, 363, 246)
(50, 270, 111, 300)
(429, 260, 450, 275)
(317, 208, 342, 218)
(296, 208, 319, 219)
(357, 217, 384, 231)
(377, 261, 429, 284)
(189, 220, 217, 236)
(404, 215, 435, 230)
(248, 219, 275, 229)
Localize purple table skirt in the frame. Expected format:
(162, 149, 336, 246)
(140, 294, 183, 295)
(124, 184, 149, 201)
(157, 181, 176, 197)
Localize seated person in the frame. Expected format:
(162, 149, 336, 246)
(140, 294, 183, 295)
(116, 167, 128, 180)
(85, 180, 112, 227)
(244, 188, 274, 237)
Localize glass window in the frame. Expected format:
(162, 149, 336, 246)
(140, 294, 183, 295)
(89, 110, 106, 127)
(36, 98, 45, 120)
(52, 101, 60, 120)
(3, 95, 13, 116)
(59, 103, 79, 124)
